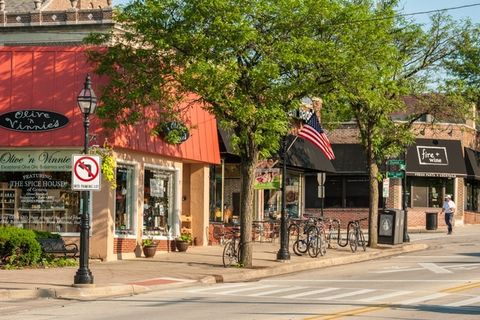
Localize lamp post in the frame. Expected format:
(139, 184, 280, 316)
(402, 150, 410, 243)
(276, 136, 290, 261)
(74, 75, 97, 285)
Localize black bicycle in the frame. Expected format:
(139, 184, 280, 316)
(337, 217, 367, 253)
(222, 228, 242, 267)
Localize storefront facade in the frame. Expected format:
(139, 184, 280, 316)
(0, 46, 220, 261)
(305, 119, 480, 228)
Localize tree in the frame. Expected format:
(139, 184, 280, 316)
(318, 1, 471, 246)
(88, 0, 350, 267)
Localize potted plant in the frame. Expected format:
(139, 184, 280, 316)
(142, 238, 157, 258)
(175, 233, 192, 252)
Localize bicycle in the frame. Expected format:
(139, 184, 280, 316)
(335, 217, 367, 252)
(347, 217, 367, 253)
(306, 223, 327, 258)
(222, 227, 242, 267)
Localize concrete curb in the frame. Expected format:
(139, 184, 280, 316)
(217, 243, 428, 283)
(0, 243, 428, 301)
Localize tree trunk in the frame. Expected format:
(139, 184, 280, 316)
(238, 156, 257, 268)
(368, 151, 379, 248)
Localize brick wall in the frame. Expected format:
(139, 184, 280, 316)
(113, 238, 137, 254)
(464, 211, 480, 224)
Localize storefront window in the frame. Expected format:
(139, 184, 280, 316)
(345, 177, 369, 208)
(0, 172, 80, 233)
(409, 177, 454, 208)
(465, 180, 480, 212)
(115, 165, 135, 235)
(143, 168, 174, 236)
(324, 177, 343, 208)
(285, 175, 300, 218)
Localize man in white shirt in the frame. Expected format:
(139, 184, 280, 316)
(440, 194, 456, 235)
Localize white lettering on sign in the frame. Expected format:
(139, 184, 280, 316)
(416, 146, 448, 166)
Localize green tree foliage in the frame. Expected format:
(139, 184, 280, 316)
(318, 1, 471, 246)
(87, 0, 350, 267)
(87, 0, 473, 257)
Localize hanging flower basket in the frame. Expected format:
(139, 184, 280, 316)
(157, 121, 190, 145)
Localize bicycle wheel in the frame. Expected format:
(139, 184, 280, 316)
(348, 228, 358, 253)
(307, 226, 320, 258)
(236, 241, 244, 265)
(293, 239, 307, 256)
(222, 240, 237, 267)
(358, 229, 367, 251)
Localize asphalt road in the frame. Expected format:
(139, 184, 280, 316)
(0, 230, 479, 320)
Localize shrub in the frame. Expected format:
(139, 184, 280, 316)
(33, 230, 61, 240)
(0, 226, 42, 268)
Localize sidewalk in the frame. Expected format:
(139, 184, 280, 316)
(0, 230, 443, 301)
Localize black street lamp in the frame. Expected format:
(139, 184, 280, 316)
(402, 151, 410, 243)
(276, 136, 291, 261)
(74, 75, 97, 285)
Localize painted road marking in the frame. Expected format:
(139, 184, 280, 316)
(358, 290, 412, 302)
(372, 262, 480, 274)
(281, 288, 339, 299)
(418, 262, 453, 274)
(186, 283, 249, 293)
(446, 296, 480, 307)
(399, 292, 450, 305)
(317, 289, 375, 301)
(247, 286, 305, 297)
(218, 284, 276, 295)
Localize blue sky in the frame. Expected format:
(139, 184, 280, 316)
(113, 1, 480, 24)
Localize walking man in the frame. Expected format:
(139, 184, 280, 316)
(440, 194, 456, 235)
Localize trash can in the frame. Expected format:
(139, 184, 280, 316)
(426, 212, 438, 230)
(378, 209, 404, 245)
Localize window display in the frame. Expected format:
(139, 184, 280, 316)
(143, 168, 174, 236)
(115, 165, 135, 235)
(0, 172, 80, 233)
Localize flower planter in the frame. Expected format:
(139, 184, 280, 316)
(142, 245, 157, 258)
(175, 240, 189, 252)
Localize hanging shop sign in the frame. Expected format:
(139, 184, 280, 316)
(416, 146, 448, 166)
(0, 110, 69, 132)
(0, 150, 73, 171)
(254, 168, 281, 189)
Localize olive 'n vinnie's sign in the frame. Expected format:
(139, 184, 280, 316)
(0, 110, 69, 132)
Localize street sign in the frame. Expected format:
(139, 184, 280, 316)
(387, 159, 405, 165)
(382, 178, 390, 198)
(72, 155, 101, 191)
(387, 171, 404, 179)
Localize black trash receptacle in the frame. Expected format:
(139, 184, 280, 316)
(426, 212, 438, 230)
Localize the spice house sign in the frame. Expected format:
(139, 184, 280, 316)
(0, 110, 69, 132)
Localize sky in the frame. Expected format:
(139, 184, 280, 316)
(113, 0, 480, 25)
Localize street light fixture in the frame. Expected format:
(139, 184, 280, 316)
(74, 74, 96, 285)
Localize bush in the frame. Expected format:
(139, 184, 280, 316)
(0, 226, 42, 268)
(33, 230, 61, 240)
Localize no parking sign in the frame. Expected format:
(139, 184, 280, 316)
(72, 155, 101, 191)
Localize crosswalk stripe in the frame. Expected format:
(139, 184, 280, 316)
(186, 283, 249, 293)
(400, 292, 450, 305)
(281, 288, 339, 299)
(318, 289, 375, 301)
(219, 285, 276, 295)
(247, 286, 306, 297)
(359, 290, 412, 302)
(446, 296, 480, 307)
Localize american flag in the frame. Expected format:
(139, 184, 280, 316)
(298, 113, 335, 160)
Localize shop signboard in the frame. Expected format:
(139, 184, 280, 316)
(0, 110, 69, 132)
(0, 150, 73, 171)
(416, 146, 448, 165)
(254, 168, 281, 189)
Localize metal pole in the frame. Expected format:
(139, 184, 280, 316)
(276, 136, 290, 261)
(74, 112, 94, 284)
(402, 151, 410, 243)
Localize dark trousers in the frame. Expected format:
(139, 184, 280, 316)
(445, 212, 453, 233)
